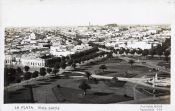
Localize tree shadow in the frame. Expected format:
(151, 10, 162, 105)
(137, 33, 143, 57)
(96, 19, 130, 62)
(37, 82, 51, 85)
(93, 92, 113, 96)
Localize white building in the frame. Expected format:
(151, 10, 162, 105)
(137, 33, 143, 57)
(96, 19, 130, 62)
(5, 53, 46, 67)
(126, 41, 152, 49)
(50, 46, 74, 57)
(71, 44, 92, 52)
(20, 57, 45, 67)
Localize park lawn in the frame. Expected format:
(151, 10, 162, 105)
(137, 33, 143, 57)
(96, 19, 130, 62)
(157, 61, 170, 68)
(81, 58, 153, 78)
(52, 86, 133, 103)
(4, 87, 32, 103)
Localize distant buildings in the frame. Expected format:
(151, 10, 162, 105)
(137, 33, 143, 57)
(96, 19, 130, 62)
(50, 45, 74, 57)
(4, 25, 171, 68)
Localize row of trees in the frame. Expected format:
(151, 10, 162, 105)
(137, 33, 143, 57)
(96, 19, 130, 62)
(4, 66, 60, 86)
(45, 47, 99, 68)
(46, 50, 108, 72)
(5, 46, 111, 86)
(89, 38, 170, 62)
(113, 45, 170, 61)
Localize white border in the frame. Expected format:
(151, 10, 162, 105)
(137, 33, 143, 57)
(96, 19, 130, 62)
(0, 0, 175, 111)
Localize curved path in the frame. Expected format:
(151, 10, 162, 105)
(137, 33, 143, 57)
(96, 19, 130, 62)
(71, 71, 170, 91)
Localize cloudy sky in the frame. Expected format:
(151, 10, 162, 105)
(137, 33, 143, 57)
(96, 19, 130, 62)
(1, 0, 174, 26)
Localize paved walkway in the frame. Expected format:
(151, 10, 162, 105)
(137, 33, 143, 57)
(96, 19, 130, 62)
(91, 75, 170, 91)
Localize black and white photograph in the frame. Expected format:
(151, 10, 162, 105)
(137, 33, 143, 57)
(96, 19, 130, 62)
(4, 25, 171, 104)
(0, 0, 175, 111)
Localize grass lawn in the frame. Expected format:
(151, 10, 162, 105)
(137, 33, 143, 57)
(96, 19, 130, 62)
(52, 86, 133, 103)
(4, 55, 170, 104)
(157, 61, 170, 68)
(80, 57, 153, 78)
(4, 87, 33, 103)
(136, 85, 170, 97)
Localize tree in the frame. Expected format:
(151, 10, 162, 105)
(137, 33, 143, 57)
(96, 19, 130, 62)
(16, 67, 23, 83)
(24, 66, 30, 72)
(79, 81, 91, 96)
(53, 69, 59, 77)
(99, 64, 107, 72)
(164, 50, 170, 57)
(128, 59, 135, 67)
(61, 56, 66, 62)
(112, 76, 118, 82)
(85, 71, 91, 80)
(67, 59, 73, 66)
(156, 44, 163, 58)
(162, 38, 170, 51)
(47, 68, 52, 74)
(130, 49, 136, 55)
(149, 49, 156, 58)
(136, 48, 143, 55)
(142, 49, 149, 58)
(157, 49, 163, 58)
(72, 63, 76, 69)
(119, 48, 125, 55)
(114, 49, 119, 54)
(54, 62, 60, 69)
(125, 49, 130, 55)
(60, 61, 67, 69)
(24, 72, 32, 80)
(16, 67, 22, 73)
(40, 67, 46, 77)
(107, 52, 113, 59)
(7, 68, 16, 83)
(32, 71, 39, 78)
(164, 50, 170, 63)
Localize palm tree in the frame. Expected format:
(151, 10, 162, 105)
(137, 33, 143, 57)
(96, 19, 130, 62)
(99, 64, 107, 72)
(79, 81, 91, 96)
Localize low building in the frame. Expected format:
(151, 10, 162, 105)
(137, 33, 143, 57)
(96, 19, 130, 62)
(20, 57, 45, 67)
(126, 41, 152, 49)
(50, 46, 74, 57)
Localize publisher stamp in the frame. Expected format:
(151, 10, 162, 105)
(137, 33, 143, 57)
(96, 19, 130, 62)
(140, 105, 162, 111)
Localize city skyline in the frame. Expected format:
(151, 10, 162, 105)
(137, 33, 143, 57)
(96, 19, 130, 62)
(1, 0, 174, 27)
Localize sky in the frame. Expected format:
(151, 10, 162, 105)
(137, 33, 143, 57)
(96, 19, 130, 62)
(1, 0, 175, 27)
